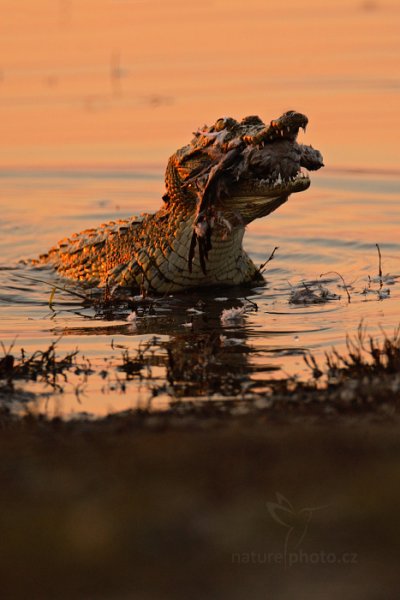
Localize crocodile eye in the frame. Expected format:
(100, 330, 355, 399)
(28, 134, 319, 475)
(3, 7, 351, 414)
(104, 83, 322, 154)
(214, 118, 226, 132)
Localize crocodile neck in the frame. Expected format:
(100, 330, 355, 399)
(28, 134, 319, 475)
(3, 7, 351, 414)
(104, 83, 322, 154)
(113, 207, 260, 293)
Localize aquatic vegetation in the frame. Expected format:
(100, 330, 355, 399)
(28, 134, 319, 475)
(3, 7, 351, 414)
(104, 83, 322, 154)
(0, 338, 81, 393)
(1, 321, 399, 420)
(302, 323, 400, 412)
(312, 323, 400, 381)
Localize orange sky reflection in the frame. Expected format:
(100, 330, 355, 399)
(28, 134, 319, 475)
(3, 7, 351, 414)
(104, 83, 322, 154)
(0, 0, 399, 170)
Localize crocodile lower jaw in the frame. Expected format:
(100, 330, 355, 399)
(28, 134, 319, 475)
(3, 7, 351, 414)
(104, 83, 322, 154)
(235, 168, 310, 198)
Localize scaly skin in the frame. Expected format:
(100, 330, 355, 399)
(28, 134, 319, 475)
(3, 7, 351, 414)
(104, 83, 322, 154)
(38, 111, 324, 293)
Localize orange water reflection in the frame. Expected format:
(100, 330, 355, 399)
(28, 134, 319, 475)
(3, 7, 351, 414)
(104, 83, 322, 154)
(0, 0, 399, 168)
(1, 0, 400, 417)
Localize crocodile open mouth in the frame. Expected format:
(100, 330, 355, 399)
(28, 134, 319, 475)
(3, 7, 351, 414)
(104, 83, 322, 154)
(220, 167, 310, 222)
(237, 167, 311, 196)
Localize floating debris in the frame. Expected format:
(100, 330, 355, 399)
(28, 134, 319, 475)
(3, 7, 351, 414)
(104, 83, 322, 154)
(186, 307, 205, 315)
(378, 288, 391, 300)
(289, 282, 341, 305)
(220, 306, 247, 324)
(219, 336, 245, 347)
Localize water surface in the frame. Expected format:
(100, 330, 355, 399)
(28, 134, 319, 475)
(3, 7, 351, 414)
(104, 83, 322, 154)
(0, 0, 399, 417)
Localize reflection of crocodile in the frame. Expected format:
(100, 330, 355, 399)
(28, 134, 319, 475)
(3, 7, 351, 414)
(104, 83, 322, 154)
(39, 111, 323, 293)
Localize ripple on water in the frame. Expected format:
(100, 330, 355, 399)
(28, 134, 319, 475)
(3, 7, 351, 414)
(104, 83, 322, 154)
(1, 169, 400, 417)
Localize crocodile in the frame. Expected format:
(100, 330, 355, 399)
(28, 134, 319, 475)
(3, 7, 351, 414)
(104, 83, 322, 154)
(38, 111, 323, 294)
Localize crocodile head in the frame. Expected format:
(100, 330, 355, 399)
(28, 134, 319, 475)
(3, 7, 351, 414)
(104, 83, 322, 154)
(165, 111, 324, 272)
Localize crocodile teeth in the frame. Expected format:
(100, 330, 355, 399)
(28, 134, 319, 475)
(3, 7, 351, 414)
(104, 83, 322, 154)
(298, 168, 309, 179)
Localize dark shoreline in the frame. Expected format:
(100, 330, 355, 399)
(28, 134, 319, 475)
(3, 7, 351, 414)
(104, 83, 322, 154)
(1, 412, 399, 599)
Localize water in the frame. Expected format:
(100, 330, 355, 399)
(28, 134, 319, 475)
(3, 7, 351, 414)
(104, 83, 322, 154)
(0, 0, 399, 417)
